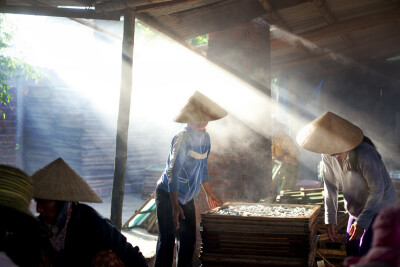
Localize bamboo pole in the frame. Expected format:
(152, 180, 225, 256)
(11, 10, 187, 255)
(110, 9, 136, 230)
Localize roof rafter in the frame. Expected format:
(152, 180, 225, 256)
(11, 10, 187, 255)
(95, 0, 179, 11)
(258, 0, 290, 31)
(258, 0, 311, 58)
(273, 32, 400, 69)
(0, 5, 121, 20)
(271, 8, 400, 50)
(313, 0, 353, 47)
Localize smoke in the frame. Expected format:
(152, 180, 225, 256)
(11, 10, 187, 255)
(9, 13, 399, 185)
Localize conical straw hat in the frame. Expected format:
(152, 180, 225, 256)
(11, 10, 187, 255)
(32, 158, 102, 203)
(0, 164, 35, 218)
(173, 91, 228, 123)
(296, 111, 363, 154)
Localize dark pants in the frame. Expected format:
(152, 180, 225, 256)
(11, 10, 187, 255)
(154, 187, 196, 267)
(345, 216, 375, 257)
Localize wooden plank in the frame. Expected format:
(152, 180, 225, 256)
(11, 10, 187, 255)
(151, 0, 266, 39)
(0, 5, 121, 20)
(271, 8, 400, 50)
(122, 192, 155, 229)
(146, 211, 158, 232)
(95, 0, 177, 11)
(200, 253, 310, 266)
(317, 249, 346, 259)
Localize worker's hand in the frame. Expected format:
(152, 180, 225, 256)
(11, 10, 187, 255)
(207, 194, 222, 210)
(349, 223, 365, 241)
(172, 205, 185, 230)
(326, 224, 340, 242)
(201, 182, 223, 210)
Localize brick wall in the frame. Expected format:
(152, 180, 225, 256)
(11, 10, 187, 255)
(195, 116, 273, 216)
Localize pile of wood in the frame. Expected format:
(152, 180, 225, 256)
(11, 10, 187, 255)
(273, 187, 348, 267)
(122, 192, 158, 233)
(275, 187, 343, 209)
(200, 202, 321, 267)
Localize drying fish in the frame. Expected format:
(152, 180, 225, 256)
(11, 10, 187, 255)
(213, 204, 312, 217)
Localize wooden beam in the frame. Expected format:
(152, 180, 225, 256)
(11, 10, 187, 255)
(298, 48, 400, 79)
(313, 0, 335, 24)
(95, 1, 126, 12)
(313, 0, 353, 47)
(302, 8, 400, 40)
(157, 0, 266, 39)
(135, 0, 196, 13)
(135, 12, 206, 55)
(19, 0, 122, 40)
(259, 1, 315, 67)
(267, 0, 310, 10)
(258, 0, 291, 31)
(0, 5, 121, 20)
(135, 0, 312, 14)
(110, 9, 135, 230)
(95, 0, 177, 11)
(271, 8, 400, 50)
(277, 37, 400, 78)
(273, 33, 400, 69)
(72, 18, 122, 40)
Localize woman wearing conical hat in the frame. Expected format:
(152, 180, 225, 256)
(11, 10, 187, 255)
(296, 112, 396, 258)
(0, 164, 53, 266)
(154, 91, 227, 267)
(32, 158, 149, 266)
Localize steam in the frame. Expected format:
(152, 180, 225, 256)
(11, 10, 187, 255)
(7, 13, 400, 183)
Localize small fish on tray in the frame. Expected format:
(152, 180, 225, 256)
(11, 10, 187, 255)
(214, 204, 312, 217)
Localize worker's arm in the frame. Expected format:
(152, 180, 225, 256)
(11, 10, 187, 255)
(202, 181, 222, 209)
(167, 132, 188, 230)
(170, 191, 185, 230)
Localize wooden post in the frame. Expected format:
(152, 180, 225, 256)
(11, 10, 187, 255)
(110, 9, 135, 230)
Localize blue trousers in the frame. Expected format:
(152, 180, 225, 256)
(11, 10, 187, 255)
(154, 187, 196, 267)
(345, 216, 375, 257)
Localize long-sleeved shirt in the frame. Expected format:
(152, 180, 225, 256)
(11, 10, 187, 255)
(322, 141, 396, 230)
(157, 125, 210, 205)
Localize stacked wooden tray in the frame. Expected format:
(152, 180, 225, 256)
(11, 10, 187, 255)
(273, 187, 348, 267)
(200, 202, 321, 267)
